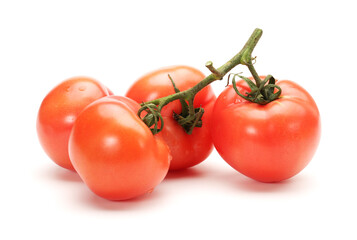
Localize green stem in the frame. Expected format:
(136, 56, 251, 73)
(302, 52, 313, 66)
(247, 62, 262, 87)
(187, 98, 195, 116)
(144, 28, 263, 111)
(218, 28, 262, 76)
(140, 28, 263, 134)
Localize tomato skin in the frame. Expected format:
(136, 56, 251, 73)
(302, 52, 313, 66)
(126, 66, 216, 170)
(211, 78, 321, 182)
(68, 96, 171, 200)
(36, 77, 112, 170)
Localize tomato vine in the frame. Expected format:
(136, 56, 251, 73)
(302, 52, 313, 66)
(138, 28, 280, 135)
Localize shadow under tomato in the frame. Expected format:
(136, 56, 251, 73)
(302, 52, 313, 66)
(38, 164, 82, 183)
(164, 167, 206, 181)
(78, 186, 166, 211)
(37, 164, 168, 211)
(217, 170, 316, 194)
(82, 167, 210, 210)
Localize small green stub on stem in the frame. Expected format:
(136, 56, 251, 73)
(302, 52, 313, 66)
(205, 61, 223, 80)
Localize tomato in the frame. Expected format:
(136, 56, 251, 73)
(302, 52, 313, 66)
(211, 77, 321, 182)
(126, 66, 216, 170)
(68, 96, 171, 200)
(37, 77, 112, 170)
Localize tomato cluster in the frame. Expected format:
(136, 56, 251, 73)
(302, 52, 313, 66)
(37, 67, 320, 201)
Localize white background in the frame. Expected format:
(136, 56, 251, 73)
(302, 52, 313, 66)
(1, 0, 356, 239)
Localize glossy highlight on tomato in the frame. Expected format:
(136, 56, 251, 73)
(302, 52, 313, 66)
(211, 77, 321, 182)
(68, 96, 171, 200)
(37, 77, 112, 170)
(126, 66, 216, 170)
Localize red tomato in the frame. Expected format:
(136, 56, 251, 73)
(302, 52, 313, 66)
(211, 77, 321, 182)
(37, 77, 112, 170)
(68, 96, 171, 200)
(126, 66, 216, 170)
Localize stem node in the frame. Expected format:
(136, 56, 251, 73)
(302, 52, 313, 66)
(205, 61, 223, 80)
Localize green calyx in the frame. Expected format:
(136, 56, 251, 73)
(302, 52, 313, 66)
(137, 74, 205, 135)
(138, 103, 164, 134)
(230, 74, 281, 105)
(169, 75, 204, 135)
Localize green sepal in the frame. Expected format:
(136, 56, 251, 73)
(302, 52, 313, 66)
(168, 74, 189, 117)
(169, 74, 204, 135)
(230, 73, 281, 105)
(138, 103, 164, 135)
